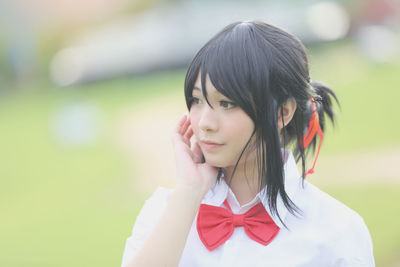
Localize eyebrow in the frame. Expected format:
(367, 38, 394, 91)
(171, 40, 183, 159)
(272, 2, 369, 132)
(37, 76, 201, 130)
(193, 86, 226, 99)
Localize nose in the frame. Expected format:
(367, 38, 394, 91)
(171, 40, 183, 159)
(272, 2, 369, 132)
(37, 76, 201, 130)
(198, 104, 219, 133)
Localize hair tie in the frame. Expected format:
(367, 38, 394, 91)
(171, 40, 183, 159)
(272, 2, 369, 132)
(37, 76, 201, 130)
(301, 98, 323, 175)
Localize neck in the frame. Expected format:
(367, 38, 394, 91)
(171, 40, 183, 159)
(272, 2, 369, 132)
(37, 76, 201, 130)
(223, 159, 263, 206)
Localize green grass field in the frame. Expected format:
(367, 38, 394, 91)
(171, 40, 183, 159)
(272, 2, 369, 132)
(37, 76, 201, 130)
(0, 42, 399, 266)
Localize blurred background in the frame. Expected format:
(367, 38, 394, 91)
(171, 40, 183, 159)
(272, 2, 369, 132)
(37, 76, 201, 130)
(1, 0, 399, 266)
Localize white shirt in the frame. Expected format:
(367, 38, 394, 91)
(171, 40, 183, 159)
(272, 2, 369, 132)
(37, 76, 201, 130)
(121, 151, 375, 266)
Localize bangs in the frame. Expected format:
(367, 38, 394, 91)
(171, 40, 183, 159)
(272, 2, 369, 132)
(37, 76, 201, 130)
(184, 22, 273, 118)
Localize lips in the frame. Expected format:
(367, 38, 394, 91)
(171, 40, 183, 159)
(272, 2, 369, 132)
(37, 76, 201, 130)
(200, 140, 224, 150)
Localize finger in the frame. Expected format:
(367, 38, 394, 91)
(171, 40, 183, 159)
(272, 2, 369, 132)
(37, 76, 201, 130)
(181, 130, 192, 148)
(180, 116, 191, 136)
(191, 141, 203, 163)
(171, 115, 188, 145)
(174, 114, 187, 135)
(184, 125, 193, 142)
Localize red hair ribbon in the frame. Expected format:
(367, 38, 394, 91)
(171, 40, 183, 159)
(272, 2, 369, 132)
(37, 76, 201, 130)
(301, 98, 323, 175)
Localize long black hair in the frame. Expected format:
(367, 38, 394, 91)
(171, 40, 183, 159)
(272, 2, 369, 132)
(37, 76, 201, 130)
(184, 21, 338, 227)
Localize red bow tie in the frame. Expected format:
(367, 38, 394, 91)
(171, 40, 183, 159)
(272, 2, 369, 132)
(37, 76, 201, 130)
(196, 199, 280, 251)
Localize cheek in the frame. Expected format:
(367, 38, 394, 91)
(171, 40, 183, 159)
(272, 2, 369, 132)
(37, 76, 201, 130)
(228, 120, 256, 161)
(225, 118, 254, 141)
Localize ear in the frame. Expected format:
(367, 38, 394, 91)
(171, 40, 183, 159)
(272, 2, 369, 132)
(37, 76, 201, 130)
(278, 98, 297, 129)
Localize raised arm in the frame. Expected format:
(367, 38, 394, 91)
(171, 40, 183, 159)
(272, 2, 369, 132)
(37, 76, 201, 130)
(124, 185, 203, 267)
(124, 114, 218, 267)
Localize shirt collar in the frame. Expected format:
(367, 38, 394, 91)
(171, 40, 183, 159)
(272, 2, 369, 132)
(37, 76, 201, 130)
(201, 150, 302, 229)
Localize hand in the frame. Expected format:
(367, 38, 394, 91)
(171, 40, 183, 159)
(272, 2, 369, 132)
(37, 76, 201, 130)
(171, 114, 219, 197)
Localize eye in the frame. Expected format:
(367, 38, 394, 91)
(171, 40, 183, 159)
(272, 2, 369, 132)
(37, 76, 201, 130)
(189, 96, 202, 106)
(220, 100, 236, 109)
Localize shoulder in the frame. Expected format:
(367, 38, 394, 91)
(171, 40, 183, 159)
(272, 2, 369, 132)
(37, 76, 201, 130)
(137, 186, 173, 222)
(291, 181, 375, 265)
(129, 186, 173, 236)
(121, 187, 173, 266)
(145, 186, 173, 205)
(295, 181, 365, 229)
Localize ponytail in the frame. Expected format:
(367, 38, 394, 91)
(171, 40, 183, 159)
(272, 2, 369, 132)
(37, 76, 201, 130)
(310, 81, 339, 134)
(297, 81, 339, 176)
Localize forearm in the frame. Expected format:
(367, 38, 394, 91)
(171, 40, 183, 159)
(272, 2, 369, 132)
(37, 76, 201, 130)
(125, 186, 204, 267)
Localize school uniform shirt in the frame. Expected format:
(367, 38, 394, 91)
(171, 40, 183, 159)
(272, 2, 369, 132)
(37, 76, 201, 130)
(121, 151, 375, 267)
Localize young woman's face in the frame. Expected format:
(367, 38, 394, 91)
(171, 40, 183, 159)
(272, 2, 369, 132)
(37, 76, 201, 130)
(189, 74, 256, 168)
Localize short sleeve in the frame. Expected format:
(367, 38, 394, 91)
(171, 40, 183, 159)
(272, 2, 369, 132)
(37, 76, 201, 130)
(334, 214, 375, 267)
(121, 187, 172, 267)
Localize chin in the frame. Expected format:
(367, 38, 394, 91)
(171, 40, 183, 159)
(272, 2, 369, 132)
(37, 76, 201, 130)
(203, 155, 231, 168)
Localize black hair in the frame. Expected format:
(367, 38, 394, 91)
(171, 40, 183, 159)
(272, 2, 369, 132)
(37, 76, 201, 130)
(184, 21, 338, 228)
